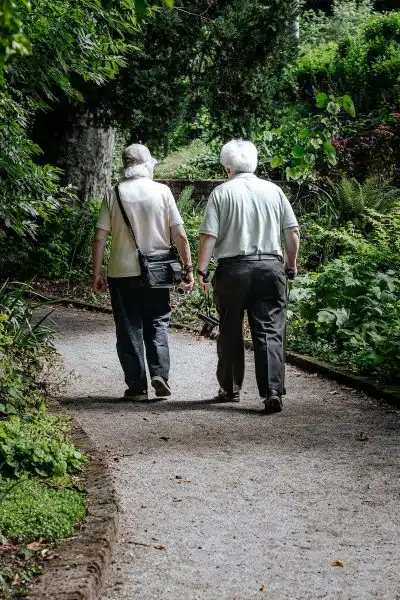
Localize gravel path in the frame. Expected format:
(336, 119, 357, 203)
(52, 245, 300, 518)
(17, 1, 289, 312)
(53, 307, 400, 600)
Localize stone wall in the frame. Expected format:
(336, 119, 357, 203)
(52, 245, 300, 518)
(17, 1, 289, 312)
(156, 178, 299, 207)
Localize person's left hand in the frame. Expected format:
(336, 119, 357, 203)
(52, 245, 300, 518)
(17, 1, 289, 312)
(179, 272, 194, 293)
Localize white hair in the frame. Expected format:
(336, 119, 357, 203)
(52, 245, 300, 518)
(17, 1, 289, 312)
(220, 140, 258, 174)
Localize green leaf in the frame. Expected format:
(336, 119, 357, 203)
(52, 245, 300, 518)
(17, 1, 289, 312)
(342, 95, 356, 118)
(291, 145, 305, 158)
(323, 142, 337, 166)
(271, 156, 283, 168)
(316, 92, 328, 109)
(164, 0, 175, 6)
(326, 101, 341, 116)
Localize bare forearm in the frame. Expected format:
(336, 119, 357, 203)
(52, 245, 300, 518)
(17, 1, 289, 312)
(171, 225, 192, 266)
(284, 227, 300, 267)
(198, 234, 216, 272)
(92, 230, 108, 276)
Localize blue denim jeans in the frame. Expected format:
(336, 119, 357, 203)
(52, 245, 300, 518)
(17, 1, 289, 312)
(108, 277, 171, 392)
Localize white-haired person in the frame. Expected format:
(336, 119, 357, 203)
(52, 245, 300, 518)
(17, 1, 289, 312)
(198, 140, 300, 413)
(92, 143, 194, 400)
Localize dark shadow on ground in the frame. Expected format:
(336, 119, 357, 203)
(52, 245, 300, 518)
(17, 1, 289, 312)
(59, 396, 266, 415)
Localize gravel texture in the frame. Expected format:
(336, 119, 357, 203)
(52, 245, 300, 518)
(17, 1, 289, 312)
(53, 307, 400, 600)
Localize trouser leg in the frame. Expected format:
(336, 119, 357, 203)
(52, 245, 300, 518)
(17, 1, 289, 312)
(108, 277, 147, 391)
(247, 261, 287, 397)
(142, 288, 171, 381)
(213, 265, 248, 394)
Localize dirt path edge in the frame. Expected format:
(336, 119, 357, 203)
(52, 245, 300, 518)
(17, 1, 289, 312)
(28, 399, 119, 600)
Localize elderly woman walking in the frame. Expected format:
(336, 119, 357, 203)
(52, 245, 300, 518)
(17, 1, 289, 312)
(92, 143, 194, 400)
(198, 140, 300, 413)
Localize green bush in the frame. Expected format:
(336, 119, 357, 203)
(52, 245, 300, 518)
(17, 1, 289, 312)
(0, 477, 86, 540)
(0, 285, 54, 416)
(0, 413, 87, 479)
(0, 200, 101, 282)
(288, 253, 400, 383)
(296, 12, 400, 114)
(176, 187, 203, 265)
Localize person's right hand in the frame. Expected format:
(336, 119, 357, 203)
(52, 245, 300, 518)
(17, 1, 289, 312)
(92, 272, 107, 293)
(284, 264, 297, 280)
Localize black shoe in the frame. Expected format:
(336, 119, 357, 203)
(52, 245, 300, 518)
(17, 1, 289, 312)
(151, 376, 171, 397)
(215, 388, 240, 402)
(263, 390, 283, 414)
(124, 388, 148, 401)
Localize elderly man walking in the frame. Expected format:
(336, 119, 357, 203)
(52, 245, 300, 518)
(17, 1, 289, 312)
(198, 140, 300, 413)
(92, 143, 194, 400)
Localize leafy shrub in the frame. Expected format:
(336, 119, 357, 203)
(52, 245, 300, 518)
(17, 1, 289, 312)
(175, 147, 223, 180)
(299, 177, 400, 269)
(0, 477, 86, 540)
(176, 187, 203, 265)
(0, 413, 87, 479)
(0, 200, 101, 282)
(296, 12, 400, 114)
(288, 254, 400, 383)
(300, 0, 373, 49)
(0, 285, 54, 416)
(334, 114, 400, 185)
(258, 93, 355, 182)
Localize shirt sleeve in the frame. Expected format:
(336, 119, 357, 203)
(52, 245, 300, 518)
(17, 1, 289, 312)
(280, 190, 299, 230)
(96, 189, 113, 232)
(199, 191, 219, 237)
(167, 188, 184, 227)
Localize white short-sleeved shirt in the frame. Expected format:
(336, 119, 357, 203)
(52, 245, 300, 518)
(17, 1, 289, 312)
(96, 177, 183, 277)
(200, 174, 298, 261)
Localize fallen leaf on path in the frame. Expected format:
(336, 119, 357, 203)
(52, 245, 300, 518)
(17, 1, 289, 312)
(355, 432, 369, 441)
(260, 583, 268, 592)
(154, 544, 166, 551)
(331, 559, 344, 567)
(27, 541, 43, 551)
(12, 573, 20, 586)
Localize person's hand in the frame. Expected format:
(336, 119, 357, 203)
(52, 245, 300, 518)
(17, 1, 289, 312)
(179, 272, 194, 294)
(284, 264, 297, 280)
(92, 272, 107, 293)
(198, 272, 210, 292)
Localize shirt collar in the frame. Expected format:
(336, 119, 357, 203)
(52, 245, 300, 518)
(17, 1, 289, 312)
(231, 173, 257, 180)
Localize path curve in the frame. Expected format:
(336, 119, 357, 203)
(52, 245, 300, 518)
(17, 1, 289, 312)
(53, 307, 400, 600)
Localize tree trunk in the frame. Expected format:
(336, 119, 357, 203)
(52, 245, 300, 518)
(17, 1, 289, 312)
(32, 107, 116, 203)
(59, 111, 115, 203)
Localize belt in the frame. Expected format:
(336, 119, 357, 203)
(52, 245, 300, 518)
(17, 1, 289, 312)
(219, 254, 283, 263)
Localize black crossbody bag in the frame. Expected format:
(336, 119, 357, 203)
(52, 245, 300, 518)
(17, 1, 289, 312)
(115, 185, 183, 288)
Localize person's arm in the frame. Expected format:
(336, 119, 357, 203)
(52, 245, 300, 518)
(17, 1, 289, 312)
(170, 224, 194, 292)
(92, 228, 109, 292)
(283, 226, 300, 276)
(198, 233, 217, 291)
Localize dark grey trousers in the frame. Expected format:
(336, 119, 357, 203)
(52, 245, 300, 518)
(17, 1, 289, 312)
(108, 277, 171, 392)
(213, 259, 287, 398)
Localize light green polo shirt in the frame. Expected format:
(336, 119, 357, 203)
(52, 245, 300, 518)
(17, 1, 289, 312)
(199, 173, 298, 261)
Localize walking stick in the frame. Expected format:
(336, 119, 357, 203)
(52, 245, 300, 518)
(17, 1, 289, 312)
(282, 268, 295, 395)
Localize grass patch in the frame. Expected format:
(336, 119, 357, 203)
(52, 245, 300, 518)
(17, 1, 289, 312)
(0, 477, 86, 541)
(154, 139, 210, 179)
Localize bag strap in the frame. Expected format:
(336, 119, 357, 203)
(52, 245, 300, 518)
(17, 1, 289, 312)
(115, 185, 140, 251)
